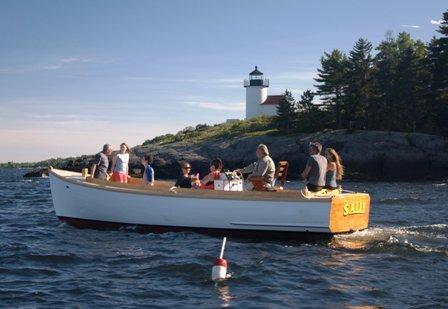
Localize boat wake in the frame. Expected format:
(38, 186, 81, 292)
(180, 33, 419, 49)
(330, 224, 448, 255)
(376, 196, 435, 205)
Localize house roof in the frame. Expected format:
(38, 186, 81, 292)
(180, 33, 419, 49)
(261, 95, 284, 105)
(249, 66, 263, 76)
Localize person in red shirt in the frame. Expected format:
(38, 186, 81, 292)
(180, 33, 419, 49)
(200, 158, 224, 190)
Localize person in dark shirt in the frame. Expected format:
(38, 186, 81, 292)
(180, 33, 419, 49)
(175, 162, 197, 188)
(90, 144, 113, 180)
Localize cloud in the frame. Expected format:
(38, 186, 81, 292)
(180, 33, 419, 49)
(0, 64, 63, 74)
(185, 101, 245, 111)
(401, 24, 421, 29)
(0, 56, 113, 75)
(60, 57, 94, 63)
(431, 19, 443, 25)
(38, 64, 63, 70)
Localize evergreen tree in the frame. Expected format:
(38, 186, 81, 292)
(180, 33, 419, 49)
(371, 32, 400, 130)
(314, 49, 348, 128)
(276, 90, 296, 132)
(372, 32, 428, 131)
(345, 38, 374, 129)
(426, 10, 448, 135)
(294, 90, 333, 132)
(283, 9, 448, 135)
(297, 90, 315, 112)
(395, 33, 427, 132)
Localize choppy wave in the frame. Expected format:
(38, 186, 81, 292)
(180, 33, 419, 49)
(1, 169, 448, 308)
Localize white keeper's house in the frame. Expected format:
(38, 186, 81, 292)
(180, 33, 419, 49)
(244, 66, 283, 119)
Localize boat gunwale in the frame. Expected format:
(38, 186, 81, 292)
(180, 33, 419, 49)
(49, 168, 350, 203)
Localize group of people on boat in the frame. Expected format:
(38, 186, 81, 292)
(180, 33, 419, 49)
(90, 141, 344, 192)
(90, 143, 154, 187)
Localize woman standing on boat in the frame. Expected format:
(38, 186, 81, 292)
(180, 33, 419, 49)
(111, 143, 130, 183)
(324, 148, 344, 190)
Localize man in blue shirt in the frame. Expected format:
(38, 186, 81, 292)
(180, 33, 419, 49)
(141, 154, 155, 186)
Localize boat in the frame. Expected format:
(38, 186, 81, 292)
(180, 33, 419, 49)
(49, 168, 371, 239)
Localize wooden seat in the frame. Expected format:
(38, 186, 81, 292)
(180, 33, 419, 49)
(274, 161, 289, 187)
(249, 160, 289, 191)
(249, 176, 267, 191)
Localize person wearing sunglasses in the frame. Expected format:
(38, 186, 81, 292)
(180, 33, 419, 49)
(175, 162, 197, 188)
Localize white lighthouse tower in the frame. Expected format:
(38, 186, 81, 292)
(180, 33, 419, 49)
(244, 66, 280, 119)
(244, 66, 269, 119)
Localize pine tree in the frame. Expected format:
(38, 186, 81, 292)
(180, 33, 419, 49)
(294, 90, 332, 132)
(276, 90, 296, 132)
(314, 49, 348, 128)
(426, 10, 448, 135)
(297, 90, 315, 112)
(395, 33, 427, 132)
(345, 38, 374, 129)
(371, 32, 400, 130)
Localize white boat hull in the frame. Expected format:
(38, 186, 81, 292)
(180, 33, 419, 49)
(49, 169, 370, 238)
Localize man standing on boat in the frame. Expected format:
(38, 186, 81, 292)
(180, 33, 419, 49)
(301, 142, 327, 192)
(90, 144, 113, 180)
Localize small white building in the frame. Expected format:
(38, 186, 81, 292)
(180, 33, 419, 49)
(244, 66, 283, 119)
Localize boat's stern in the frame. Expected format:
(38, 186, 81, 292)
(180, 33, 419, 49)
(329, 193, 371, 233)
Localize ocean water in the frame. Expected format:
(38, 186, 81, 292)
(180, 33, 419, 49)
(0, 168, 447, 308)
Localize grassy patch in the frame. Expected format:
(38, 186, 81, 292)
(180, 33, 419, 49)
(142, 116, 277, 145)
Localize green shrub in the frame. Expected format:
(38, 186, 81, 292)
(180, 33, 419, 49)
(142, 116, 277, 145)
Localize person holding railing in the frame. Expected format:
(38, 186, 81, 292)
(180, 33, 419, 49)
(90, 144, 113, 180)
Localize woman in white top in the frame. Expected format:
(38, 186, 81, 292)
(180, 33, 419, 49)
(111, 142, 130, 183)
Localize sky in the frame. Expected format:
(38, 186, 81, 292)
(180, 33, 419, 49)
(0, 0, 446, 162)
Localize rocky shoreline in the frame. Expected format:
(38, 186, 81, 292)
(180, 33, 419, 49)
(21, 130, 448, 181)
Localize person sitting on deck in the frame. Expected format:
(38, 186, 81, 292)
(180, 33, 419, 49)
(238, 144, 276, 188)
(175, 162, 198, 189)
(141, 153, 155, 187)
(200, 158, 223, 190)
(90, 144, 113, 180)
(324, 148, 344, 190)
(301, 142, 327, 192)
(111, 142, 130, 183)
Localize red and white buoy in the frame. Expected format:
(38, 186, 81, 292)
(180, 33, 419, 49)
(212, 237, 228, 281)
